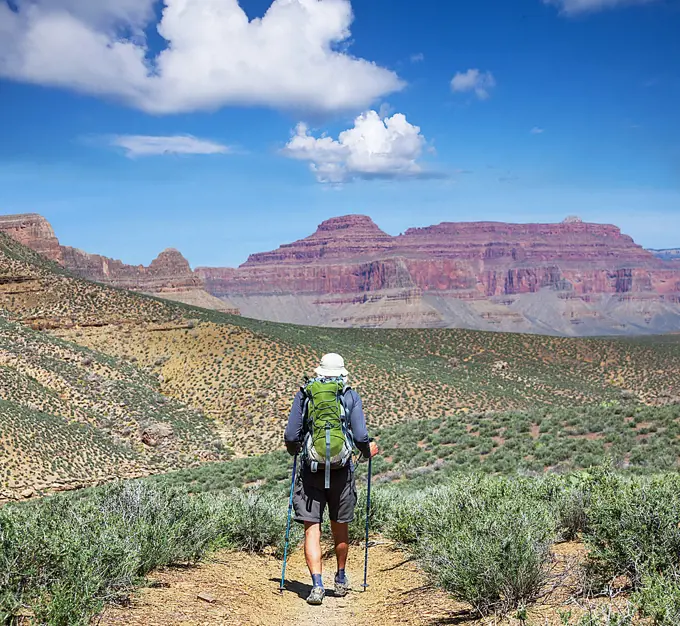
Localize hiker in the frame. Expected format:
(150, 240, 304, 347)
(284, 353, 379, 606)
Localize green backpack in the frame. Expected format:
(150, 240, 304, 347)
(302, 377, 354, 488)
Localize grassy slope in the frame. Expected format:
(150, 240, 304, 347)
(0, 235, 239, 495)
(0, 313, 231, 495)
(150, 398, 680, 497)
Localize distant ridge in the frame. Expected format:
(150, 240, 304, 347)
(0, 213, 239, 315)
(649, 248, 680, 261)
(196, 214, 680, 336)
(2, 212, 680, 336)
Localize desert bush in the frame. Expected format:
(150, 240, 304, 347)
(555, 481, 591, 541)
(411, 478, 558, 616)
(212, 489, 292, 555)
(633, 568, 680, 625)
(558, 605, 636, 626)
(583, 472, 680, 590)
(0, 482, 289, 625)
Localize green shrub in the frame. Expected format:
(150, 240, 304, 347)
(415, 479, 558, 616)
(212, 490, 293, 555)
(634, 568, 680, 625)
(583, 473, 680, 590)
(559, 606, 636, 626)
(0, 482, 287, 625)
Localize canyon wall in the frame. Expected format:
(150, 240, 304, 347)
(197, 215, 680, 335)
(3, 212, 680, 335)
(0, 214, 239, 314)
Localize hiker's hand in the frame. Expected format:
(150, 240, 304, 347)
(369, 441, 379, 458)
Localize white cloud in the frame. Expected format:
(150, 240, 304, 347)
(0, 0, 404, 115)
(543, 0, 659, 15)
(283, 111, 431, 183)
(530, 127, 545, 134)
(451, 69, 496, 100)
(111, 135, 231, 158)
(410, 53, 425, 63)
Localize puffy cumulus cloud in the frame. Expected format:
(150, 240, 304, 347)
(0, 0, 404, 114)
(451, 69, 496, 100)
(110, 135, 231, 157)
(283, 110, 432, 184)
(543, 0, 659, 14)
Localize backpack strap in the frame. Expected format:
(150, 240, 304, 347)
(300, 386, 311, 432)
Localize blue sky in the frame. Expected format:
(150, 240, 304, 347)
(0, 0, 678, 267)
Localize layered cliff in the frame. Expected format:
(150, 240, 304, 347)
(3, 212, 679, 335)
(0, 214, 239, 315)
(0, 214, 64, 263)
(197, 215, 680, 335)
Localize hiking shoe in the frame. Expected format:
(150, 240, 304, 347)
(306, 586, 325, 605)
(334, 574, 350, 597)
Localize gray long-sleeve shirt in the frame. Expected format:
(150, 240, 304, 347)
(284, 388, 371, 458)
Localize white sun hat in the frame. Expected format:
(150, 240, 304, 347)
(315, 353, 348, 378)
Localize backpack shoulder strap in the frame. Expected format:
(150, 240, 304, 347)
(339, 387, 354, 424)
(300, 386, 311, 433)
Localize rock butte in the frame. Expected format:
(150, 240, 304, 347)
(2, 212, 680, 336)
(0, 213, 238, 314)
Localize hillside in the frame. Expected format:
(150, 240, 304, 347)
(0, 233, 239, 499)
(2, 228, 680, 498)
(55, 310, 680, 458)
(0, 230, 182, 328)
(0, 214, 239, 314)
(0, 313, 229, 500)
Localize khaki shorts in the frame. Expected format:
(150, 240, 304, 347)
(293, 463, 357, 525)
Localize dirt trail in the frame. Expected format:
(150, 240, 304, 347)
(100, 541, 609, 626)
(100, 540, 461, 626)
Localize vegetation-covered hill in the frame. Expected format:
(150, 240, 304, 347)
(2, 229, 680, 497)
(0, 232, 182, 328)
(0, 313, 229, 498)
(56, 317, 680, 456)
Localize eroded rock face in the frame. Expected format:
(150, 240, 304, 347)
(0, 214, 239, 314)
(199, 216, 667, 297)
(0, 214, 63, 263)
(61, 246, 202, 292)
(197, 215, 680, 334)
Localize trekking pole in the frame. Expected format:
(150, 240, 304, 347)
(362, 452, 373, 591)
(279, 453, 298, 594)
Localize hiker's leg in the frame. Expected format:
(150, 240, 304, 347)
(304, 522, 322, 578)
(330, 521, 349, 571)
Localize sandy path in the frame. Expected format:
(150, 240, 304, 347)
(99, 539, 461, 626)
(99, 541, 612, 626)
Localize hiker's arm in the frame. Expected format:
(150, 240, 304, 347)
(348, 392, 372, 458)
(284, 391, 305, 456)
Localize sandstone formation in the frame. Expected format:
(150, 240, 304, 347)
(197, 215, 680, 336)
(3, 212, 679, 335)
(0, 214, 239, 315)
(0, 214, 63, 263)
